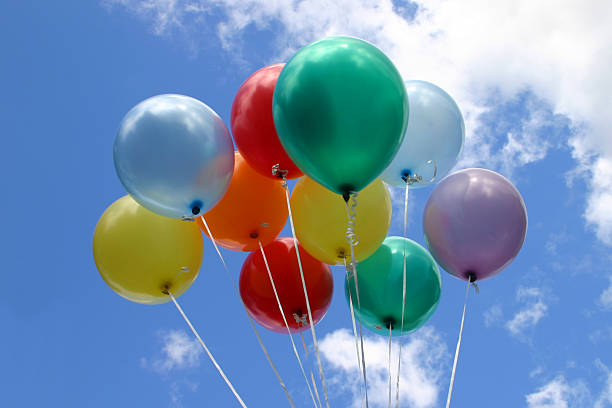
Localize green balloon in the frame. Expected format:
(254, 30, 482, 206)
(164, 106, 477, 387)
(273, 36, 408, 195)
(345, 236, 441, 337)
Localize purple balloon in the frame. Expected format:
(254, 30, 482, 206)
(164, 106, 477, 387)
(423, 168, 527, 282)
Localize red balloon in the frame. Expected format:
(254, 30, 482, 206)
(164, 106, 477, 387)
(231, 64, 303, 180)
(239, 237, 333, 333)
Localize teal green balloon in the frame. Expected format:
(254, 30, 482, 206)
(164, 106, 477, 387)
(345, 236, 441, 337)
(273, 36, 408, 195)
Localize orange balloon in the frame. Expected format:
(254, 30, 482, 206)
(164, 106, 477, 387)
(198, 151, 288, 251)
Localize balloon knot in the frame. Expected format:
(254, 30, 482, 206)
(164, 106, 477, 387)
(402, 169, 423, 185)
(271, 164, 288, 186)
(293, 311, 308, 327)
(401, 160, 437, 185)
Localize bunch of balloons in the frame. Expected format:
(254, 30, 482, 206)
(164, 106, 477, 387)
(93, 35, 527, 406)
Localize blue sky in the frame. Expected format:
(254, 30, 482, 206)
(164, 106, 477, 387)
(2, 1, 612, 407)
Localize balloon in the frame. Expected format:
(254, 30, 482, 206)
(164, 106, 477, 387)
(345, 237, 441, 336)
(197, 151, 288, 252)
(273, 36, 408, 196)
(93, 195, 203, 304)
(382, 80, 464, 188)
(114, 94, 234, 219)
(423, 168, 528, 282)
(290, 177, 391, 265)
(231, 64, 303, 180)
(240, 237, 333, 333)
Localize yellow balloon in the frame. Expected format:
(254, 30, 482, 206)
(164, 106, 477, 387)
(290, 177, 392, 265)
(93, 195, 203, 304)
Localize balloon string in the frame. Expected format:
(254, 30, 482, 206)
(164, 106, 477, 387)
(299, 331, 309, 356)
(299, 331, 323, 408)
(345, 198, 370, 408)
(311, 370, 323, 408)
(388, 324, 393, 408)
(403, 182, 409, 238)
(167, 290, 247, 408)
(445, 280, 471, 408)
(257, 240, 320, 408)
(345, 192, 360, 246)
(396, 182, 409, 408)
(200, 217, 296, 408)
(344, 258, 366, 408)
(283, 182, 331, 408)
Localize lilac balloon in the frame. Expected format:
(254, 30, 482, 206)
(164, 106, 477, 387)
(423, 168, 527, 282)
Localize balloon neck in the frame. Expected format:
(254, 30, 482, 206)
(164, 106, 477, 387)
(339, 184, 355, 202)
(383, 318, 395, 330)
(401, 170, 411, 182)
(249, 231, 259, 239)
(467, 272, 477, 283)
(161, 283, 171, 295)
(190, 200, 203, 216)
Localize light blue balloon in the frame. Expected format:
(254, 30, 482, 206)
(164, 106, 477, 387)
(114, 94, 234, 219)
(382, 81, 464, 188)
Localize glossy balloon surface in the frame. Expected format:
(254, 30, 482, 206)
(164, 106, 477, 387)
(114, 94, 234, 219)
(273, 36, 408, 195)
(382, 81, 464, 188)
(345, 237, 441, 336)
(232, 64, 303, 180)
(423, 168, 528, 281)
(290, 177, 391, 265)
(93, 195, 203, 304)
(240, 237, 333, 333)
(198, 151, 288, 251)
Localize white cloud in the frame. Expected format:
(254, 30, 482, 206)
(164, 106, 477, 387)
(483, 304, 503, 327)
(169, 382, 184, 408)
(386, 183, 418, 235)
(595, 360, 612, 408)
(167, 380, 199, 408)
(142, 330, 202, 373)
(545, 231, 570, 256)
(526, 361, 612, 408)
(530, 366, 544, 379)
(590, 328, 612, 344)
(102, 0, 209, 35)
(505, 287, 548, 339)
(104, 0, 612, 245)
(585, 158, 612, 245)
(140, 330, 202, 407)
(319, 327, 448, 408)
(525, 376, 590, 408)
(599, 277, 612, 310)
